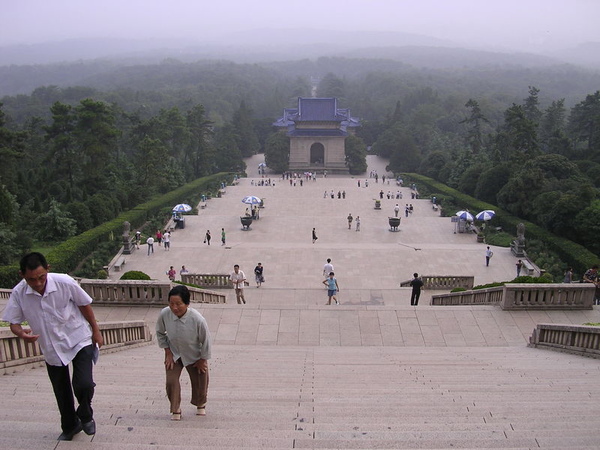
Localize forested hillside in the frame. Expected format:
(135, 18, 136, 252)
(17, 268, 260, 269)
(0, 50, 599, 268)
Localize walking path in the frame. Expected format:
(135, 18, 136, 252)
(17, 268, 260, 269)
(2, 155, 600, 448)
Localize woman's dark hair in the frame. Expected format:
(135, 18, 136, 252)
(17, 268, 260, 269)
(168, 284, 190, 305)
(20, 252, 49, 273)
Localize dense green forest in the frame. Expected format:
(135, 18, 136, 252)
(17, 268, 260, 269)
(1, 54, 599, 268)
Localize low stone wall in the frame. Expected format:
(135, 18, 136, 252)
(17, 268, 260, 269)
(79, 279, 227, 305)
(0, 320, 151, 373)
(529, 323, 600, 359)
(431, 286, 504, 306)
(502, 283, 594, 310)
(400, 275, 474, 290)
(431, 283, 594, 310)
(182, 274, 232, 289)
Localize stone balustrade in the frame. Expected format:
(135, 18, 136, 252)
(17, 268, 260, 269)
(502, 283, 594, 310)
(0, 288, 11, 300)
(529, 323, 600, 358)
(79, 279, 226, 305)
(431, 283, 595, 310)
(400, 275, 474, 290)
(431, 286, 504, 305)
(0, 320, 151, 373)
(181, 273, 232, 289)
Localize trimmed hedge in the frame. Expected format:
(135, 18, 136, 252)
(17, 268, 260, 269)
(403, 173, 600, 277)
(0, 173, 233, 288)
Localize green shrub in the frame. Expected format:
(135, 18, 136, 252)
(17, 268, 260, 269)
(450, 287, 467, 292)
(402, 173, 600, 277)
(483, 231, 513, 247)
(120, 270, 151, 280)
(0, 172, 234, 288)
(97, 269, 108, 279)
(472, 282, 505, 290)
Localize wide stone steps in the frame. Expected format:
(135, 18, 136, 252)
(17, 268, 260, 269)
(2, 341, 600, 449)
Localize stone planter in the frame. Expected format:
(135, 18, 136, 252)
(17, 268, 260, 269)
(375, 200, 381, 210)
(388, 216, 401, 231)
(240, 216, 253, 230)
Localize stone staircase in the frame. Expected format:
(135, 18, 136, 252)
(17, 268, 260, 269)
(2, 332, 600, 449)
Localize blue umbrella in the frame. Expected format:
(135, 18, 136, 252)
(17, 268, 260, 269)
(455, 210, 474, 221)
(173, 203, 192, 213)
(242, 196, 262, 205)
(476, 210, 496, 221)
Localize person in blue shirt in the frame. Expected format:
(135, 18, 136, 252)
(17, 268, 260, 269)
(322, 272, 340, 305)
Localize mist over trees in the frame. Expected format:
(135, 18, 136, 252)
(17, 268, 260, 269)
(0, 49, 599, 265)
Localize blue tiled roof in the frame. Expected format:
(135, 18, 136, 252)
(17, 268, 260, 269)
(273, 97, 360, 131)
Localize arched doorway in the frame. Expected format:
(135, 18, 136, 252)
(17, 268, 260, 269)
(310, 142, 325, 165)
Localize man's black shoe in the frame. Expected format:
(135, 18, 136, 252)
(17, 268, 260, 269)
(57, 421, 83, 441)
(82, 419, 96, 435)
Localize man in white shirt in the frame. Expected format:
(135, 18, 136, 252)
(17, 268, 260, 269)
(2, 252, 103, 441)
(323, 258, 334, 279)
(230, 264, 247, 304)
(162, 231, 171, 251)
(146, 236, 154, 255)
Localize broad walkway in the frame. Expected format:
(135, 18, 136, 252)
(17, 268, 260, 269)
(2, 155, 600, 448)
(119, 155, 521, 297)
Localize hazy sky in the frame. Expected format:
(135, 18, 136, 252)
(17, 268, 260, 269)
(3, 0, 599, 51)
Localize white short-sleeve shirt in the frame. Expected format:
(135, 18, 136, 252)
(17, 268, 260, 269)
(2, 273, 93, 366)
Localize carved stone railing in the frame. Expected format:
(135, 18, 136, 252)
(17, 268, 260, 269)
(182, 274, 232, 289)
(0, 320, 151, 373)
(431, 283, 594, 310)
(0, 288, 11, 300)
(431, 286, 504, 306)
(502, 283, 594, 310)
(529, 324, 600, 359)
(79, 279, 226, 305)
(400, 275, 474, 290)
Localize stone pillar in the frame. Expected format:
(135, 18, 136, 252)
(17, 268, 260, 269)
(122, 221, 134, 255)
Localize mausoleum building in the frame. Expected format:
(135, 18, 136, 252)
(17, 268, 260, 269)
(273, 97, 360, 173)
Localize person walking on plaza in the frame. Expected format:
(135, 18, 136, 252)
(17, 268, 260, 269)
(146, 236, 154, 255)
(135, 230, 141, 248)
(355, 216, 361, 231)
(204, 230, 211, 245)
(323, 271, 339, 305)
(221, 228, 226, 246)
(563, 267, 573, 283)
(323, 258, 334, 279)
(312, 228, 318, 243)
(180, 265, 189, 276)
(516, 259, 523, 277)
(167, 266, 176, 281)
(409, 273, 424, 306)
(347, 213, 353, 229)
(254, 262, 264, 288)
(162, 230, 171, 251)
(156, 229, 163, 247)
(230, 264, 247, 304)
(3, 252, 104, 441)
(156, 285, 211, 421)
(485, 246, 494, 266)
(394, 204, 400, 217)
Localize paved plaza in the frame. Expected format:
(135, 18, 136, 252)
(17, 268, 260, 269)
(2, 155, 600, 449)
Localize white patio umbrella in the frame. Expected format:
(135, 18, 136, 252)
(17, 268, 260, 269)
(172, 203, 192, 213)
(476, 210, 496, 221)
(242, 195, 262, 206)
(455, 210, 474, 222)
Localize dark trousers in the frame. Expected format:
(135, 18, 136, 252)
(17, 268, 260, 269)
(411, 290, 421, 306)
(46, 344, 96, 433)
